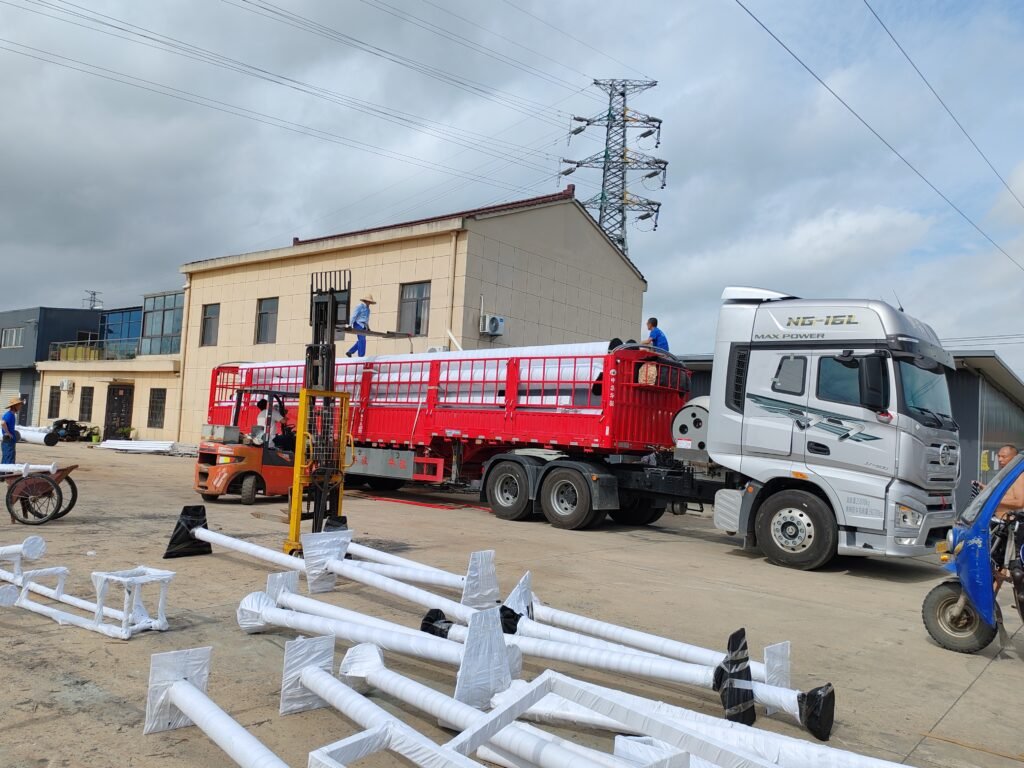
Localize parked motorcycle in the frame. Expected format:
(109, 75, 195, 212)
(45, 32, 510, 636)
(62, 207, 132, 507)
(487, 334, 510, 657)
(922, 453, 1024, 653)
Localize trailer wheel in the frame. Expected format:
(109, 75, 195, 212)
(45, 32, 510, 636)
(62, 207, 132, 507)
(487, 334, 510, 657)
(540, 468, 597, 530)
(608, 495, 665, 526)
(239, 474, 259, 505)
(367, 477, 405, 492)
(755, 490, 837, 570)
(486, 461, 533, 521)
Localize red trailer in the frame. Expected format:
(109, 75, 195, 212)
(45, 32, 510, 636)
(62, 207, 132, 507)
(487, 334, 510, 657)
(199, 346, 699, 528)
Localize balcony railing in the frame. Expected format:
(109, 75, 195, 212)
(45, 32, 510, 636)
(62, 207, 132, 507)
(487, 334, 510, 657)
(49, 339, 140, 361)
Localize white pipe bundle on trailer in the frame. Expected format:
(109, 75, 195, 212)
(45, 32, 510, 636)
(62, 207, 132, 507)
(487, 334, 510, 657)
(0, 463, 59, 476)
(97, 440, 174, 453)
(338, 643, 630, 768)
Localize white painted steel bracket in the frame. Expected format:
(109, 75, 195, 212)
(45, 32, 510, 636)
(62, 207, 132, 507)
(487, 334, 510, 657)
(145, 646, 213, 734)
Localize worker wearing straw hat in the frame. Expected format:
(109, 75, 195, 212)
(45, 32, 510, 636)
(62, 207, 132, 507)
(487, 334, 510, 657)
(2, 396, 22, 464)
(345, 293, 376, 358)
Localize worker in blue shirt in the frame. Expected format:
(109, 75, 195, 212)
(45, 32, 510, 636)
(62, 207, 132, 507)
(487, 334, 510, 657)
(345, 293, 376, 358)
(641, 317, 669, 352)
(2, 397, 22, 464)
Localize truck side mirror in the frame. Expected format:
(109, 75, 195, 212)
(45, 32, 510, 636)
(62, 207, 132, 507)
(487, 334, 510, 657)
(859, 355, 889, 412)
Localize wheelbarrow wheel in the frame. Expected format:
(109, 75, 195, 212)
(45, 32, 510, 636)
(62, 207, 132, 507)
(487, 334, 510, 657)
(7, 475, 63, 525)
(52, 476, 78, 520)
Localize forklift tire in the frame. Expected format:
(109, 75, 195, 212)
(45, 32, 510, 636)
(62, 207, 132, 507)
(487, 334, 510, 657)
(608, 497, 665, 526)
(200, 493, 222, 503)
(239, 475, 259, 505)
(540, 468, 598, 530)
(366, 477, 405, 492)
(486, 461, 533, 521)
(755, 490, 837, 570)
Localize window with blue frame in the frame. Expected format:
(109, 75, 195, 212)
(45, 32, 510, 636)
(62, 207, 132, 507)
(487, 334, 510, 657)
(140, 292, 184, 355)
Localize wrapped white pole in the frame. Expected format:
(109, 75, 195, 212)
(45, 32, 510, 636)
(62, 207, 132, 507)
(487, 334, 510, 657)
(14, 429, 59, 447)
(144, 647, 290, 768)
(0, 463, 59, 476)
(0, 535, 46, 566)
(238, 591, 517, 709)
(338, 643, 631, 768)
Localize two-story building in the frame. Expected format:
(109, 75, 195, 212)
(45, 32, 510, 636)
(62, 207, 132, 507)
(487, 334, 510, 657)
(0, 307, 102, 425)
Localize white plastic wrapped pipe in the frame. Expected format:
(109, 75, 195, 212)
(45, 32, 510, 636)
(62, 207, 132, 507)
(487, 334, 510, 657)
(347, 541, 456, 578)
(0, 463, 59, 476)
(0, 578, 130, 640)
(0, 535, 46, 563)
(341, 645, 629, 768)
(499, 678, 903, 768)
(238, 592, 466, 668)
(532, 601, 769, 682)
(0, 566, 125, 621)
(15, 429, 59, 447)
(341, 560, 465, 591)
(164, 680, 288, 768)
(192, 527, 308, 573)
(443, 624, 800, 719)
(273, 588, 424, 640)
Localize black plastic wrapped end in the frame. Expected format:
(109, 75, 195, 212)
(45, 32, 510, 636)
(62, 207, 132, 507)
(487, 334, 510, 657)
(798, 683, 835, 741)
(323, 515, 348, 532)
(499, 605, 523, 634)
(163, 505, 213, 559)
(421, 608, 453, 638)
(712, 627, 756, 726)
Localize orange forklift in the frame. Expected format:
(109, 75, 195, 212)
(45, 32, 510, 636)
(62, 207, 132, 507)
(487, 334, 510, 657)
(194, 388, 299, 504)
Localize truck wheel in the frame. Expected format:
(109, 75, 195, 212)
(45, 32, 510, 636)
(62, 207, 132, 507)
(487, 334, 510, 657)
(239, 475, 259, 505)
(366, 477, 405, 492)
(608, 496, 664, 526)
(755, 490, 837, 570)
(540, 468, 598, 530)
(922, 581, 998, 653)
(486, 461, 533, 521)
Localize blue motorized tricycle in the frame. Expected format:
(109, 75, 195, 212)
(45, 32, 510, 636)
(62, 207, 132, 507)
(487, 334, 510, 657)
(923, 454, 1024, 653)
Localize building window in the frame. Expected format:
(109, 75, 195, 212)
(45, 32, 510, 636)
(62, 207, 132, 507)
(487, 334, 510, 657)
(255, 297, 279, 344)
(771, 356, 806, 396)
(200, 303, 220, 347)
(79, 386, 94, 422)
(398, 282, 431, 337)
(141, 292, 184, 355)
(147, 388, 167, 429)
(47, 386, 61, 420)
(100, 307, 143, 358)
(77, 330, 99, 342)
(1, 327, 24, 348)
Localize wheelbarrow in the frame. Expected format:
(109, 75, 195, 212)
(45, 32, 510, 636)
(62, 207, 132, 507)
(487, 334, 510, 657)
(5, 464, 79, 525)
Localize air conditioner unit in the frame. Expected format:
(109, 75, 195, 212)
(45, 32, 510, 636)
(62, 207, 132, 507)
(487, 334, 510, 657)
(426, 346, 449, 353)
(59, 378, 75, 393)
(480, 314, 506, 336)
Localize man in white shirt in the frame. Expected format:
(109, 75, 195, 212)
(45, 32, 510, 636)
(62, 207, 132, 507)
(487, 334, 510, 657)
(255, 398, 283, 447)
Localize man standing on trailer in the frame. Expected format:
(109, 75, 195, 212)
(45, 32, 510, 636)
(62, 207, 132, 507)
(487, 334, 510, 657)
(2, 397, 21, 464)
(640, 317, 669, 352)
(345, 293, 376, 358)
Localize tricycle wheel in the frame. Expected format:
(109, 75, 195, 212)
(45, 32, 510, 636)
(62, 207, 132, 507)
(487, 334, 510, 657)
(52, 476, 78, 519)
(922, 581, 997, 653)
(6, 476, 63, 525)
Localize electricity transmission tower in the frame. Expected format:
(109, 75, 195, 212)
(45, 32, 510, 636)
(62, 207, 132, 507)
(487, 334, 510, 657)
(561, 79, 667, 256)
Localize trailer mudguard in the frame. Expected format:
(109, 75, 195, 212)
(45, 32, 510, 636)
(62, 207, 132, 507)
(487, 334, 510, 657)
(479, 454, 546, 504)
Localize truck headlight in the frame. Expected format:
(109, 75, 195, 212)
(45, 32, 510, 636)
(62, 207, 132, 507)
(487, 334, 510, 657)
(896, 504, 923, 529)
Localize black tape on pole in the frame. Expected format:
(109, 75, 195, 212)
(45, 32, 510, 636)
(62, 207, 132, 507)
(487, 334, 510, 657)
(163, 505, 213, 559)
(712, 627, 756, 726)
(420, 609, 454, 639)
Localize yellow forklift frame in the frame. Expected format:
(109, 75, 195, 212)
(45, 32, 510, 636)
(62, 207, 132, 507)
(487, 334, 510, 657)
(285, 387, 352, 555)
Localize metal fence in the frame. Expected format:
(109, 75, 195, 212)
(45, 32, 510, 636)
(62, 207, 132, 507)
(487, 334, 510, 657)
(48, 339, 140, 361)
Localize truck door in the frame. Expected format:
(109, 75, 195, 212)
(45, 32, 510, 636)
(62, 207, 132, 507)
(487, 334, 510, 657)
(804, 352, 896, 532)
(740, 351, 809, 465)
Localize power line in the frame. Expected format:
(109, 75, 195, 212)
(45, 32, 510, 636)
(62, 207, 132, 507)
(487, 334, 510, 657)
(353, 0, 604, 101)
(500, 0, 651, 79)
(862, 0, 1024, 215)
(221, 0, 583, 130)
(6, 0, 592, 180)
(0, 39, 567, 197)
(732, 0, 1024, 275)
(416, 0, 595, 81)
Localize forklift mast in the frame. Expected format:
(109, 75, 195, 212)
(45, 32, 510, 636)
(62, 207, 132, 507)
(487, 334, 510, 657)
(305, 270, 350, 390)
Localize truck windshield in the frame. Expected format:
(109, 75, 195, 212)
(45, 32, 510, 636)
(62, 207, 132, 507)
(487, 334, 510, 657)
(897, 360, 953, 427)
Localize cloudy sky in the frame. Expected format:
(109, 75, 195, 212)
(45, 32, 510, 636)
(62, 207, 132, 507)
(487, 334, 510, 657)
(2, 0, 1023, 370)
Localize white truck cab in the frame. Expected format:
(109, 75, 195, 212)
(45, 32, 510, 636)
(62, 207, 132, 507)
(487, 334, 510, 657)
(708, 287, 959, 569)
